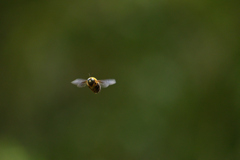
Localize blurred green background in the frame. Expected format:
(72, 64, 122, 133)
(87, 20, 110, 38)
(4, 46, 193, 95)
(1, 1, 240, 160)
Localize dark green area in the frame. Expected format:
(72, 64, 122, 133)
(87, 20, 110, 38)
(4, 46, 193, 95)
(1, 1, 240, 160)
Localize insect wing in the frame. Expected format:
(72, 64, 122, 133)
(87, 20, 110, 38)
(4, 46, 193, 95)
(98, 79, 116, 88)
(71, 79, 87, 88)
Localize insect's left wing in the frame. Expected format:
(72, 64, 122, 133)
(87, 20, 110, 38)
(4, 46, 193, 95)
(98, 79, 116, 88)
(71, 79, 87, 88)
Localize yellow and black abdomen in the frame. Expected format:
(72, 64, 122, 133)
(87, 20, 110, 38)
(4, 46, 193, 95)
(88, 82, 101, 93)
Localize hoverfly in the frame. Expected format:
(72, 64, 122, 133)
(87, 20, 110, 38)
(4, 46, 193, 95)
(71, 77, 116, 94)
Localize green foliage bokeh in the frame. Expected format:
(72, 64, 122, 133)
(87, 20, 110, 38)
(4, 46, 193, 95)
(0, 1, 240, 160)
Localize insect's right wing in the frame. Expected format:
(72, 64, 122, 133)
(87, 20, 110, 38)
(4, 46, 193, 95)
(71, 79, 87, 88)
(98, 79, 116, 88)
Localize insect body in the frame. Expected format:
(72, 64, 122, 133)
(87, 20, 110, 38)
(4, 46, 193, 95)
(71, 77, 116, 94)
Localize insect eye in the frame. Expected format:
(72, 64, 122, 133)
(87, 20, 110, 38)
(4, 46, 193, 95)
(88, 79, 94, 85)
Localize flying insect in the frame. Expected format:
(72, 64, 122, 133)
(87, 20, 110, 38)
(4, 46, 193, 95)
(71, 77, 116, 94)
